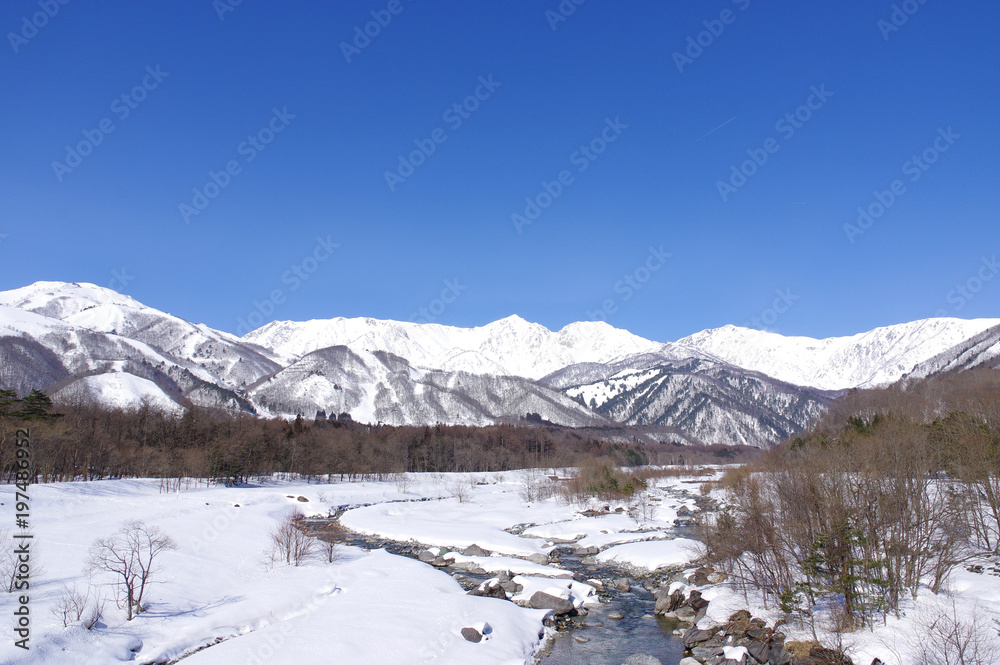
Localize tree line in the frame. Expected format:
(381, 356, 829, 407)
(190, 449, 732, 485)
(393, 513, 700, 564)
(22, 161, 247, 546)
(0, 388, 754, 484)
(702, 368, 1000, 631)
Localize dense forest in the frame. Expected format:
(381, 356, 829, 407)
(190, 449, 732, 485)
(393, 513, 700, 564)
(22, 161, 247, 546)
(703, 369, 1000, 630)
(0, 388, 755, 484)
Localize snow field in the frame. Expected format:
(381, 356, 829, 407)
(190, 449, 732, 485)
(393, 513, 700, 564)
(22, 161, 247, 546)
(0, 470, 706, 664)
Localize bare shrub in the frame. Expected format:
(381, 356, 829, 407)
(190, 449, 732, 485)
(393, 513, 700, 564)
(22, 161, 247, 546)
(267, 512, 314, 567)
(51, 583, 90, 627)
(448, 479, 471, 503)
(85, 520, 176, 621)
(393, 472, 414, 494)
(913, 602, 1000, 665)
(563, 460, 647, 503)
(518, 468, 556, 503)
(628, 490, 656, 524)
(85, 593, 106, 629)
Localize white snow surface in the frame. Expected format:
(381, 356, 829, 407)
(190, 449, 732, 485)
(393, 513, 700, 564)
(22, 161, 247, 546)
(595, 538, 705, 571)
(0, 470, 706, 665)
(55, 372, 184, 415)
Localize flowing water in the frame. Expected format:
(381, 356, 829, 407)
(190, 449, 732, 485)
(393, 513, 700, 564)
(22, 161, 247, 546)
(313, 511, 691, 665)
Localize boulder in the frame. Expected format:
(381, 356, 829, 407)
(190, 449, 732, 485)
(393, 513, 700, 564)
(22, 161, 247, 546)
(527, 553, 549, 565)
(575, 545, 600, 555)
(748, 641, 770, 663)
(690, 645, 725, 661)
(417, 550, 437, 563)
(461, 626, 484, 643)
(460, 622, 491, 643)
(615, 577, 631, 592)
(688, 590, 710, 612)
(682, 626, 717, 648)
(679, 659, 702, 665)
(654, 587, 686, 614)
(674, 606, 697, 623)
(463, 544, 490, 557)
(527, 591, 574, 615)
(468, 580, 507, 599)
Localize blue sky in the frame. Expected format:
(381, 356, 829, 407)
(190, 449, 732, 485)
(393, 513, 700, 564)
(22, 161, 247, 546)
(1, 0, 997, 342)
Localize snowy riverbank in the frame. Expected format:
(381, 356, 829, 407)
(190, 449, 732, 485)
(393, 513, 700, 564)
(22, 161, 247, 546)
(0, 470, 707, 665)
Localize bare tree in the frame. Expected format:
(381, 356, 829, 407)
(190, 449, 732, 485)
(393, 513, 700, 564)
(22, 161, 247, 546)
(267, 512, 314, 567)
(447, 479, 471, 503)
(0, 528, 17, 593)
(51, 583, 90, 627)
(85, 520, 177, 621)
(316, 521, 346, 564)
(393, 472, 414, 494)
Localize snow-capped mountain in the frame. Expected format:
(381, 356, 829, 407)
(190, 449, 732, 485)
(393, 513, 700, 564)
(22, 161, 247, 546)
(2, 280, 999, 447)
(903, 322, 1000, 380)
(677, 318, 1000, 391)
(559, 358, 830, 447)
(0, 282, 281, 389)
(244, 315, 662, 380)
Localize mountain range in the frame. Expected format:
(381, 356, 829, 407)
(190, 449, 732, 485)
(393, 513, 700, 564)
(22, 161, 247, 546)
(1, 281, 997, 447)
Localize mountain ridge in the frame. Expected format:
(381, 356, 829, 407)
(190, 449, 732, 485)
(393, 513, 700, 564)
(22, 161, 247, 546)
(2, 280, 997, 447)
